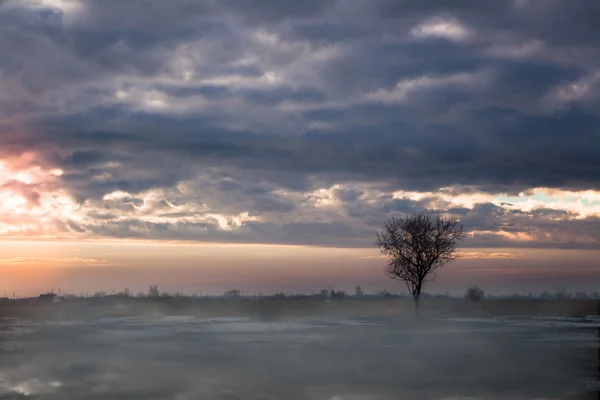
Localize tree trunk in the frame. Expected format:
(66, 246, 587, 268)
(412, 292, 420, 311)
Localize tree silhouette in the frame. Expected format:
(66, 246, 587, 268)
(354, 286, 364, 297)
(376, 213, 464, 309)
(224, 289, 241, 298)
(148, 285, 160, 299)
(465, 285, 485, 301)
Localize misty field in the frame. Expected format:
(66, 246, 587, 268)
(0, 299, 598, 400)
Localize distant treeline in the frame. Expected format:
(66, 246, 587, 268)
(1, 286, 598, 321)
(4, 285, 599, 303)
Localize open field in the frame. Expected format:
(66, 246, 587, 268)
(0, 298, 598, 399)
(0, 296, 598, 320)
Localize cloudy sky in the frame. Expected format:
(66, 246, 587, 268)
(1, 0, 600, 296)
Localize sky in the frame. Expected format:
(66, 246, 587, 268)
(1, 0, 600, 296)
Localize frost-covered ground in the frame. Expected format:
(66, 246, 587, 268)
(0, 314, 597, 399)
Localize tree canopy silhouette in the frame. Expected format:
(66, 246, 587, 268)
(376, 213, 464, 308)
(148, 285, 160, 299)
(465, 285, 486, 301)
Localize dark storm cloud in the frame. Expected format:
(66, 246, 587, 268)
(30, 106, 600, 195)
(1, 0, 600, 247)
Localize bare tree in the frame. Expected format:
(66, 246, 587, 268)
(224, 289, 241, 298)
(148, 285, 160, 299)
(376, 213, 464, 309)
(354, 286, 364, 297)
(465, 285, 485, 301)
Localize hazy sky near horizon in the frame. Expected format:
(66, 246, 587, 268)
(1, 241, 600, 297)
(1, 0, 600, 295)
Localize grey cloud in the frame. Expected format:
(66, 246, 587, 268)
(216, 0, 337, 24)
(2, 0, 600, 247)
(459, 203, 513, 231)
(251, 197, 295, 214)
(374, 0, 600, 46)
(333, 187, 360, 202)
(240, 86, 327, 106)
(156, 84, 234, 100)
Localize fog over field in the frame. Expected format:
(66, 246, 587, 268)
(0, 304, 597, 400)
(2, 0, 600, 398)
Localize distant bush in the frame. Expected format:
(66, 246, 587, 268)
(148, 285, 160, 299)
(377, 289, 393, 298)
(266, 292, 286, 300)
(552, 287, 572, 300)
(330, 290, 345, 300)
(223, 289, 241, 298)
(465, 285, 486, 302)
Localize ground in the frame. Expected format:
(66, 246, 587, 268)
(0, 302, 597, 399)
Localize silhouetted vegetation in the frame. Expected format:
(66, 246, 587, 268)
(0, 286, 598, 322)
(354, 286, 364, 297)
(465, 285, 486, 302)
(148, 285, 160, 299)
(376, 213, 465, 308)
(224, 289, 242, 298)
